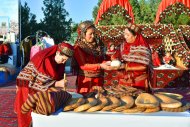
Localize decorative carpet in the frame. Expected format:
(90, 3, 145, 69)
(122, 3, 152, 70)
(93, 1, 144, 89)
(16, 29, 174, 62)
(0, 90, 17, 127)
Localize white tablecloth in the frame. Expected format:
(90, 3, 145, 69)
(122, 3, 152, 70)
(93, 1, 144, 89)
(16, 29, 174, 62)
(32, 110, 190, 127)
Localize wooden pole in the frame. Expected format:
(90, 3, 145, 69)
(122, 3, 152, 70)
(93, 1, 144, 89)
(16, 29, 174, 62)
(63, 73, 66, 91)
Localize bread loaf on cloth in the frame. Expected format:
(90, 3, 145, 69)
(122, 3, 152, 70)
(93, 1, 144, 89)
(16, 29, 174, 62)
(154, 93, 182, 108)
(21, 88, 72, 115)
(112, 95, 134, 112)
(74, 98, 98, 112)
(101, 96, 121, 111)
(161, 103, 190, 112)
(63, 98, 86, 111)
(135, 93, 159, 108)
(87, 97, 109, 112)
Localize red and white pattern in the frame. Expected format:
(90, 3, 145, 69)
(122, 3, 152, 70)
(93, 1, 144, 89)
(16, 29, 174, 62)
(17, 62, 56, 91)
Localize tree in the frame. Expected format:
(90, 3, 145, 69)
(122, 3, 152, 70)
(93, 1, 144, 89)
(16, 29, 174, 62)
(29, 14, 38, 35)
(21, 2, 31, 40)
(92, 0, 103, 21)
(161, 13, 190, 29)
(21, 2, 38, 40)
(92, 0, 162, 24)
(139, 0, 152, 23)
(68, 23, 78, 45)
(42, 0, 72, 44)
(129, 0, 141, 24)
(149, 0, 161, 23)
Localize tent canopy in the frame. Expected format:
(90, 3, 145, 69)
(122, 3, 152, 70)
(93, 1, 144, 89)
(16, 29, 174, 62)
(95, 0, 134, 25)
(155, 0, 190, 23)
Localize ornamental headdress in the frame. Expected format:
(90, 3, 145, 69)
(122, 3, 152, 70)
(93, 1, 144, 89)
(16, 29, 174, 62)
(57, 42, 74, 57)
(126, 22, 141, 33)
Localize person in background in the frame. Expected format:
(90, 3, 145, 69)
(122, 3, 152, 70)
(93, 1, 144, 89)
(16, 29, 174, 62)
(112, 23, 151, 91)
(14, 42, 74, 127)
(72, 20, 114, 95)
(163, 51, 175, 66)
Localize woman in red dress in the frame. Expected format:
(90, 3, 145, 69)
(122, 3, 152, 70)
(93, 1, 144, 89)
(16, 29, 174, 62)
(14, 42, 74, 127)
(113, 23, 151, 91)
(73, 21, 112, 95)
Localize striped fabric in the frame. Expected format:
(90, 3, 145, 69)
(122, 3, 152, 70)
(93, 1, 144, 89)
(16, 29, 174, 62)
(21, 88, 72, 115)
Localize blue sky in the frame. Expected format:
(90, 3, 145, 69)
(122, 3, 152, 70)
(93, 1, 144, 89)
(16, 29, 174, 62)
(0, 0, 18, 22)
(21, 0, 99, 23)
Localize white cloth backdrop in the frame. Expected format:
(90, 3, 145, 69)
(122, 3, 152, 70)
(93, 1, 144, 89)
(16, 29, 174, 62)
(32, 110, 190, 127)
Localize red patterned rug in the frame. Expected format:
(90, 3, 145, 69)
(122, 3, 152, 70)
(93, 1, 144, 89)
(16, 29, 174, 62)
(0, 89, 17, 127)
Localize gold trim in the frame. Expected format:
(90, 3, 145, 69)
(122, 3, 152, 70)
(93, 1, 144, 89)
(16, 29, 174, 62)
(59, 46, 73, 57)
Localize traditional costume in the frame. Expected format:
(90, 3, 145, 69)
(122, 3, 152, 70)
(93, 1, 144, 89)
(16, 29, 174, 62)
(73, 21, 105, 95)
(113, 23, 151, 91)
(14, 42, 73, 127)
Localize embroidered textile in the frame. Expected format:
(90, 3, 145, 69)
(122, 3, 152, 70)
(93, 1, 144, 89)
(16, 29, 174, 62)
(17, 62, 56, 91)
(122, 45, 151, 65)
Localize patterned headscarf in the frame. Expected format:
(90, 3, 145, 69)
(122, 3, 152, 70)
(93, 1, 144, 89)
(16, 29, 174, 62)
(75, 21, 104, 57)
(77, 20, 95, 38)
(57, 42, 74, 57)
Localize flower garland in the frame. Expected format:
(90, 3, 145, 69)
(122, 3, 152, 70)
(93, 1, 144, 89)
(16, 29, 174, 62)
(100, 5, 132, 24)
(159, 2, 190, 22)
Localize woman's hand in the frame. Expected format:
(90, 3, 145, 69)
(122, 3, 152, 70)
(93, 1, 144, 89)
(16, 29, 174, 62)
(55, 79, 68, 91)
(100, 62, 123, 70)
(100, 63, 112, 70)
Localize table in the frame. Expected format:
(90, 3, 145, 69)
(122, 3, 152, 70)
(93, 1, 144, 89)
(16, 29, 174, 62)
(32, 110, 190, 127)
(150, 67, 189, 88)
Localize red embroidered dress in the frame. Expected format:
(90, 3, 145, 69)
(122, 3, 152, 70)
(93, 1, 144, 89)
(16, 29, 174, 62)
(14, 45, 65, 127)
(73, 39, 105, 95)
(113, 34, 151, 90)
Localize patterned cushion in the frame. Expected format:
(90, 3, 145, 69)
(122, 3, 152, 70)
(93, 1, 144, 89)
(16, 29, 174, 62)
(21, 88, 72, 115)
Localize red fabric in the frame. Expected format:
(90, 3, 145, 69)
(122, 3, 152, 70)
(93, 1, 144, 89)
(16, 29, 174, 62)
(3, 43, 12, 55)
(113, 34, 150, 90)
(0, 44, 4, 55)
(74, 46, 104, 95)
(105, 50, 116, 60)
(15, 45, 66, 127)
(121, 34, 150, 55)
(155, 0, 190, 23)
(58, 42, 74, 51)
(14, 81, 32, 127)
(31, 45, 65, 80)
(152, 51, 161, 67)
(95, 0, 134, 24)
